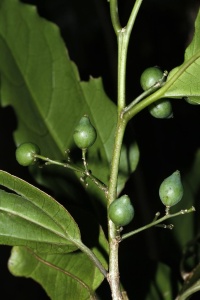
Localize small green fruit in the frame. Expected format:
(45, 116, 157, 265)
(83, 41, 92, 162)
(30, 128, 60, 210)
(140, 67, 163, 91)
(73, 115, 97, 150)
(159, 170, 183, 207)
(16, 142, 40, 166)
(148, 99, 173, 119)
(108, 195, 134, 226)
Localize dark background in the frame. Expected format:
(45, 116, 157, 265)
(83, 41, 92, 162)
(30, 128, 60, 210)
(0, 0, 200, 299)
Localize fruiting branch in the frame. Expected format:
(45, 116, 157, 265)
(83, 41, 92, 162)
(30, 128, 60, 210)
(121, 206, 195, 241)
(34, 154, 108, 194)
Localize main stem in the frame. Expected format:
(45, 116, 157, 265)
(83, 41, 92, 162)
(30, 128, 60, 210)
(108, 1, 144, 299)
(108, 117, 126, 300)
(107, 16, 129, 300)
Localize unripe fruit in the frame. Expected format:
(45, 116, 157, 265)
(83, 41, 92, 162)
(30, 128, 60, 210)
(140, 67, 163, 91)
(16, 142, 40, 166)
(108, 195, 134, 227)
(159, 170, 183, 207)
(73, 116, 97, 150)
(148, 98, 173, 119)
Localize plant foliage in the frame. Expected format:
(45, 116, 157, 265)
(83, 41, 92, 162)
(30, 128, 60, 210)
(0, 0, 200, 299)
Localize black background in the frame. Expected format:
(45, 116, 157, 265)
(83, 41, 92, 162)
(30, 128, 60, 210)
(0, 0, 200, 299)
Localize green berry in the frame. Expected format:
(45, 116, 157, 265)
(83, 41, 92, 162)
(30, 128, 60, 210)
(108, 195, 134, 227)
(148, 98, 173, 119)
(140, 67, 163, 91)
(159, 170, 183, 207)
(73, 115, 97, 150)
(16, 142, 40, 166)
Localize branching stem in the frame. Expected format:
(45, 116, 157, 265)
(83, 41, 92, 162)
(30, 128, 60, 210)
(122, 206, 195, 241)
(34, 154, 108, 194)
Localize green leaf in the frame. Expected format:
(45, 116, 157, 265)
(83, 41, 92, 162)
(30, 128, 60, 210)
(167, 149, 200, 250)
(0, 170, 108, 297)
(8, 246, 98, 300)
(0, 0, 118, 205)
(163, 9, 200, 103)
(0, 170, 81, 253)
(8, 210, 108, 300)
(145, 263, 176, 300)
(117, 142, 140, 195)
(0, 0, 137, 204)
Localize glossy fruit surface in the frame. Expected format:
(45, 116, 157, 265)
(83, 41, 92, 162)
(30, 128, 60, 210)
(159, 170, 183, 207)
(16, 142, 40, 166)
(108, 195, 134, 226)
(140, 67, 163, 91)
(73, 115, 97, 150)
(148, 98, 173, 119)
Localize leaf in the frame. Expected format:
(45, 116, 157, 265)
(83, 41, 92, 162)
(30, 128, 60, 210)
(8, 210, 108, 300)
(117, 142, 140, 195)
(168, 149, 200, 250)
(0, 170, 81, 253)
(0, 0, 117, 205)
(0, 0, 137, 204)
(163, 9, 200, 103)
(8, 247, 97, 300)
(0, 170, 108, 297)
(145, 262, 176, 300)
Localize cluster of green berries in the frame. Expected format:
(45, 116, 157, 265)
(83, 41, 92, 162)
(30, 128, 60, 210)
(15, 113, 183, 225)
(140, 66, 173, 119)
(15, 115, 97, 167)
(140, 68, 184, 209)
(108, 170, 184, 226)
